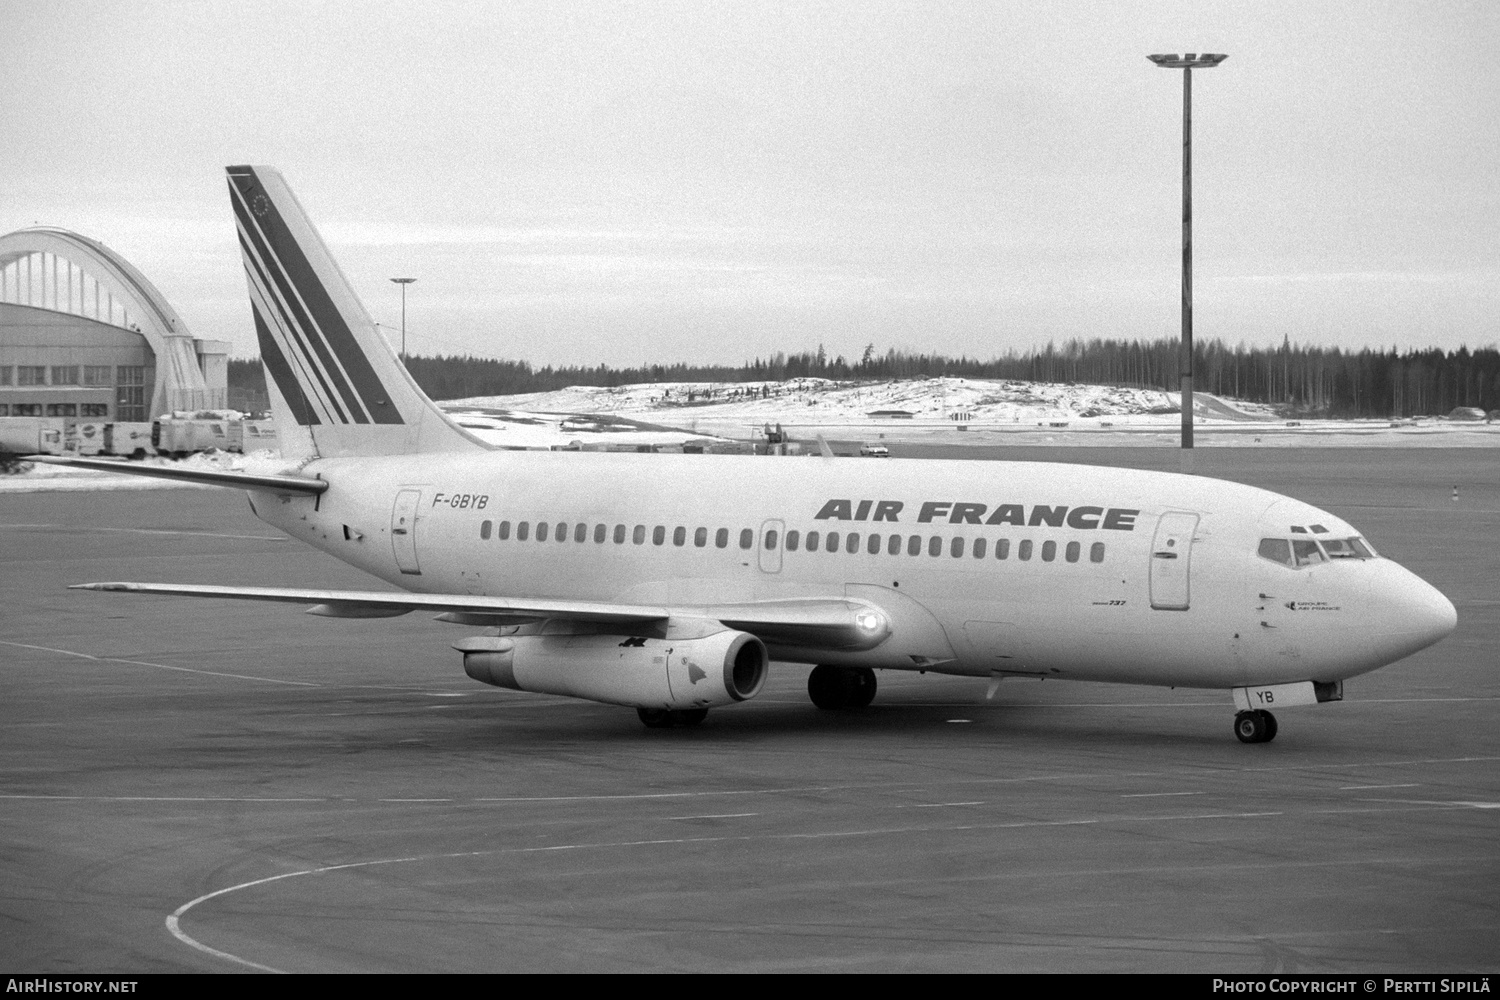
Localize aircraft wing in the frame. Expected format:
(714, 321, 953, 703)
(25, 456, 327, 495)
(69, 583, 889, 650)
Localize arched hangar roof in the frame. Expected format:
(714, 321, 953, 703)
(0, 226, 208, 415)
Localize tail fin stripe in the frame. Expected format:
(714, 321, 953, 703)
(231, 189, 366, 423)
(236, 225, 357, 424)
(228, 172, 403, 425)
(251, 308, 320, 425)
(240, 238, 348, 424)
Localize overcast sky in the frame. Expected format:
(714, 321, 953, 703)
(2, 1, 1496, 366)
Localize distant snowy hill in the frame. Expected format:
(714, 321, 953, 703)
(446, 376, 1278, 429)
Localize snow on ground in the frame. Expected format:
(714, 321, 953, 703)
(448, 376, 1275, 430)
(4, 377, 1496, 492)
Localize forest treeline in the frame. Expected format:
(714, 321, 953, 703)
(229, 337, 1500, 417)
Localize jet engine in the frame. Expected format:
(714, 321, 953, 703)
(454, 629, 769, 710)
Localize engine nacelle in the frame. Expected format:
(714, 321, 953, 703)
(455, 629, 769, 710)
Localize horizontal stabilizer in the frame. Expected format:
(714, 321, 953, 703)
(26, 456, 328, 495)
(70, 584, 891, 650)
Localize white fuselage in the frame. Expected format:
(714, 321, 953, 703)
(251, 450, 1456, 691)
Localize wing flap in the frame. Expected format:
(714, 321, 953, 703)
(26, 456, 328, 495)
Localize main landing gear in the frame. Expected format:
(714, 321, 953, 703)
(807, 665, 877, 710)
(1234, 709, 1278, 744)
(637, 708, 708, 729)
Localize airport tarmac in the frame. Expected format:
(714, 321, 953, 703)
(1, 447, 1496, 973)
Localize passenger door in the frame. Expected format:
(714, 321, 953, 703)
(391, 489, 423, 576)
(1149, 511, 1199, 610)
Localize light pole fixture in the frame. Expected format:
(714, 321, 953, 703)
(389, 277, 417, 362)
(1148, 52, 1227, 450)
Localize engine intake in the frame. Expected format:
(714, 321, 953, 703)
(455, 629, 768, 710)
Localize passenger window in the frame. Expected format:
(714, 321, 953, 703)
(673, 526, 686, 546)
(1065, 541, 1080, 563)
(1257, 538, 1294, 566)
(716, 528, 729, 549)
(498, 520, 512, 541)
(694, 527, 708, 547)
(786, 530, 800, 551)
(1090, 542, 1105, 563)
(867, 534, 881, 554)
(576, 523, 588, 543)
(554, 522, 566, 542)
(995, 539, 1009, 560)
(806, 531, 820, 551)
(594, 524, 606, 543)
(765, 529, 779, 550)
(633, 525, 646, 545)
(826, 532, 840, 553)
(739, 528, 753, 549)
(1018, 539, 1033, 561)
(614, 524, 626, 544)
(908, 535, 922, 556)
(928, 536, 942, 557)
(1292, 539, 1325, 566)
(1041, 540, 1056, 562)
(517, 521, 530, 541)
(480, 520, 492, 540)
(537, 522, 549, 542)
(846, 533, 860, 554)
(950, 537, 964, 558)
(653, 526, 666, 545)
(888, 534, 902, 555)
(973, 538, 987, 559)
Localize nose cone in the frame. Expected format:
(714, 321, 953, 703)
(1372, 567, 1458, 662)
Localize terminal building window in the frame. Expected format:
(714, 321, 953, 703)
(115, 366, 147, 421)
(81, 403, 108, 417)
(83, 366, 112, 386)
(51, 366, 80, 385)
(17, 366, 46, 386)
(10, 403, 40, 416)
(46, 403, 78, 417)
(0, 366, 11, 385)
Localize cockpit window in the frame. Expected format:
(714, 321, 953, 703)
(1257, 538, 1294, 566)
(1261, 534, 1378, 568)
(1292, 539, 1325, 566)
(1322, 536, 1376, 559)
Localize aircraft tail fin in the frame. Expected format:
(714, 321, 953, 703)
(226, 165, 487, 460)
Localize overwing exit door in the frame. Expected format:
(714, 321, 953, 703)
(392, 489, 423, 576)
(1149, 511, 1199, 610)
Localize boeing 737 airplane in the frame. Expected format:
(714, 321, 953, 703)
(36, 166, 1458, 743)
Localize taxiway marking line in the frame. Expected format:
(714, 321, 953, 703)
(1339, 783, 1419, 791)
(165, 808, 1287, 971)
(0, 795, 325, 803)
(1121, 791, 1203, 798)
(0, 640, 322, 687)
(1, 523, 285, 541)
(903, 802, 985, 808)
(668, 812, 760, 820)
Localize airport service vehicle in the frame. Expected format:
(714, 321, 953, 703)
(859, 443, 890, 457)
(35, 166, 1458, 743)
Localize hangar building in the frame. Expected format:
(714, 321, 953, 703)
(0, 227, 228, 422)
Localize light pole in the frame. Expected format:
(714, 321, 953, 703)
(1148, 52, 1226, 450)
(389, 277, 417, 362)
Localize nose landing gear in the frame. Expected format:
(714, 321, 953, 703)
(808, 665, 878, 710)
(1234, 709, 1278, 744)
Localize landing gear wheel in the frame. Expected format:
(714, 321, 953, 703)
(672, 708, 708, 727)
(637, 708, 675, 729)
(808, 665, 854, 709)
(1256, 709, 1278, 743)
(849, 667, 877, 708)
(1234, 710, 1268, 744)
